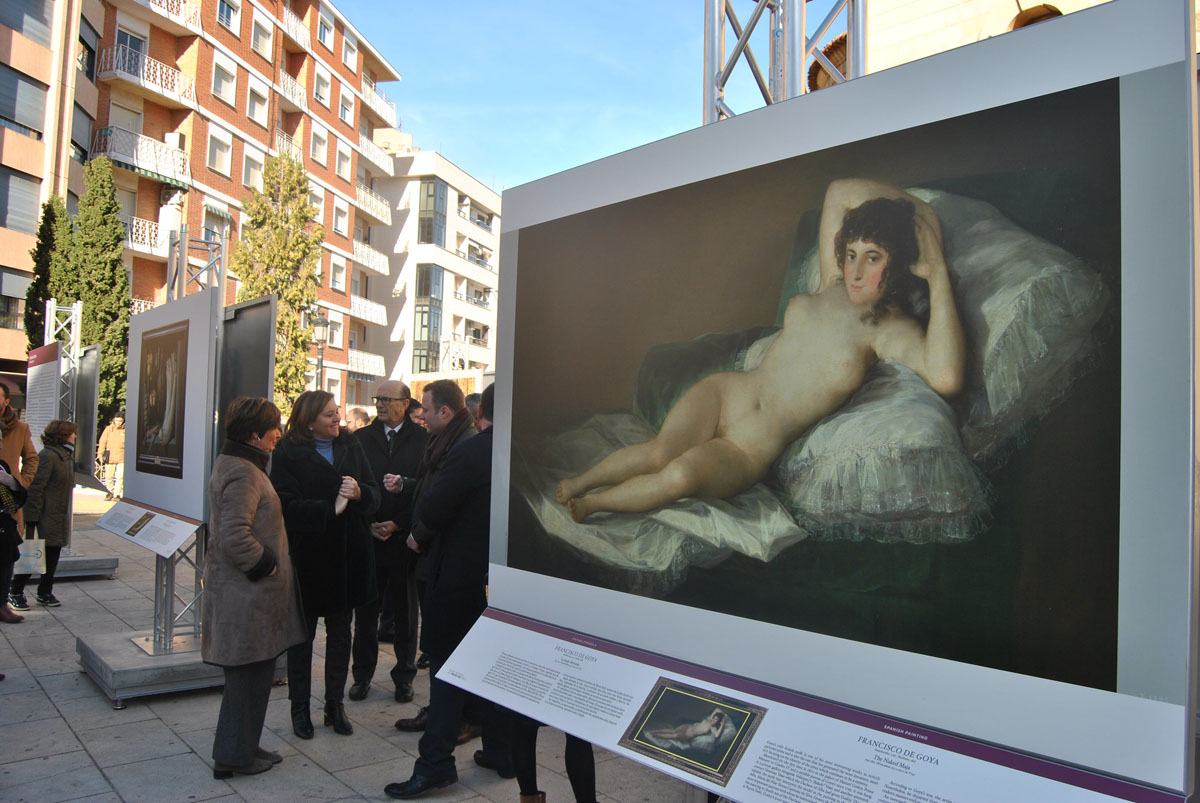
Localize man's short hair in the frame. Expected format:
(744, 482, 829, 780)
(348, 407, 371, 425)
(464, 393, 481, 411)
(423, 379, 466, 414)
(480, 383, 494, 423)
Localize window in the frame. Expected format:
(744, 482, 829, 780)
(77, 19, 99, 80)
(0, 63, 47, 140)
(246, 77, 268, 126)
(335, 140, 351, 180)
(217, 0, 240, 32)
(70, 104, 92, 162)
(415, 263, 444, 300)
(207, 124, 233, 176)
(326, 375, 340, 400)
(332, 198, 349, 236)
(243, 148, 264, 190)
(203, 210, 227, 243)
(310, 124, 327, 164)
(417, 178, 447, 247)
(317, 7, 334, 50)
(0, 296, 25, 331)
(212, 53, 237, 106)
(251, 10, 272, 57)
(314, 67, 331, 107)
(342, 33, 357, 69)
(338, 84, 354, 125)
(0, 166, 40, 234)
(328, 316, 342, 346)
(308, 184, 324, 222)
(331, 255, 346, 291)
(0, 1, 53, 48)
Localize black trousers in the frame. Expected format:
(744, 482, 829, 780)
(13, 544, 62, 597)
(415, 656, 514, 779)
(212, 658, 275, 766)
(513, 713, 596, 801)
(351, 558, 418, 687)
(287, 610, 352, 703)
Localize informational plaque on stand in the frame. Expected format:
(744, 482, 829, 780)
(25, 343, 59, 452)
(96, 499, 199, 559)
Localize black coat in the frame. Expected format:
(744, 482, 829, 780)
(269, 434, 380, 616)
(414, 426, 492, 661)
(354, 417, 427, 567)
(0, 458, 25, 564)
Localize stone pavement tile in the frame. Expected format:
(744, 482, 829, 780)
(335, 754, 480, 802)
(342, 694, 415, 739)
(4, 632, 79, 657)
(281, 713, 401, 773)
(23, 649, 83, 677)
(594, 751, 690, 801)
(54, 602, 138, 625)
(80, 580, 147, 602)
(0, 665, 39, 695)
(38, 670, 108, 702)
(104, 752, 233, 802)
(54, 690, 157, 731)
(0, 688, 58, 726)
(455, 762, 522, 801)
(146, 686, 224, 733)
(98, 597, 157, 617)
(230, 755, 355, 802)
(63, 793, 124, 803)
(0, 764, 113, 802)
(78, 717, 192, 768)
(59, 613, 133, 637)
(177, 724, 300, 769)
(1, 615, 69, 639)
(0, 717, 83, 763)
(0, 747, 94, 787)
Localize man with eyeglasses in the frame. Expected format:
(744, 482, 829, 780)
(348, 380, 428, 704)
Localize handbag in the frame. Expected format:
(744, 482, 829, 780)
(14, 532, 45, 575)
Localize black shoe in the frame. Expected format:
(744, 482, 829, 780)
(254, 746, 283, 764)
(9, 594, 28, 612)
(384, 773, 457, 799)
(35, 593, 61, 607)
(348, 680, 370, 701)
(324, 701, 353, 735)
(415, 653, 430, 669)
(394, 706, 428, 731)
(456, 722, 482, 746)
(213, 757, 273, 779)
(473, 749, 516, 778)
(394, 682, 414, 703)
(290, 701, 314, 740)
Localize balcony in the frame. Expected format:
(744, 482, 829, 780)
(97, 46, 196, 110)
(349, 294, 388, 325)
(107, 0, 201, 37)
(347, 348, 386, 377)
(355, 183, 392, 226)
(453, 291, 491, 310)
(353, 240, 390, 276)
(92, 127, 190, 188)
(121, 216, 168, 258)
(131, 297, 159, 315)
(278, 71, 307, 113)
(281, 5, 311, 51)
(456, 249, 494, 272)
(361, 76, 397, 128)
(458, 210, 493, 233)
(275, 129, 301, 162)
(358, 134, 394, 177)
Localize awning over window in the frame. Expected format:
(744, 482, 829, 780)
(203, 203, 234, 221)
(110, 159, 189, 190)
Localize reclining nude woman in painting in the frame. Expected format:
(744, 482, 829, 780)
(555, 178, 966, 522)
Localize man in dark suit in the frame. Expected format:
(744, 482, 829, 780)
(384, 383, 511, 799)
(349, 380, 428, 703)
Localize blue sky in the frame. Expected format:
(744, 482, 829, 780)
(336, 1, 843, 192)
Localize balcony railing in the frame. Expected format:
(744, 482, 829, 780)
(355, 183, 392, 225)
(139, 0, 202, 33)
(453, 291, 491, 310)
(353, 240, 390, 276)
(281, 5, 311, 50)
(275, 129, 301, 161)
(347, 348, 386, 377)
(361, 76, 397, 127)
(349, 294, 388, 325)
(92, 126, 190, 187)
(279, 71, 307, 111)
(98, 45, 196, 108)
(121, 215, 167, 257)
(358, 134, 394, 177)
(456, 249, 494, 272)
(131, 297, 159, 315)
(458, 210, 492, 232)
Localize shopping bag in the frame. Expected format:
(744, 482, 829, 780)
(14, 535, 45, 575)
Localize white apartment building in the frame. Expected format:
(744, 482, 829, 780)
(357, 129, 499, 404)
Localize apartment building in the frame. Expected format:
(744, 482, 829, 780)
(0, 0, 400, 411)
(362, 130, 500, 406)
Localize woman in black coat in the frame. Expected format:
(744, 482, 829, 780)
(270, 390, 379, 739)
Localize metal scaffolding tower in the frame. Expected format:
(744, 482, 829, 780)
(703, 0, 867, 124)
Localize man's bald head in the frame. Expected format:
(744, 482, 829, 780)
(374, 380, 413, 427)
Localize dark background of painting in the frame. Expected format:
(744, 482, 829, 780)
(508, 80, 1120, 690)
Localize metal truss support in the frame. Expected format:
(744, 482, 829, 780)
(703, 0, 866, 124)
(151, 525, 206, 650)
(167, 225, 228, 302)
(44, 298, 83, 422)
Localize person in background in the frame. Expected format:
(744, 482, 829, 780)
(0, 384, 38, 535)
(97, 412, 126, 500)
(202, 397, 305, 780)
(464, 393, 482, 430)
(270, 390, 379, 740)
(346, 407, 371, 433)
(10, 420, 76, 610)
(0, 424, 27, 626)
(511, 718, 596, 803)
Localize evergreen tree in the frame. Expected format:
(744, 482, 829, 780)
(25, 195, 66, 351)
(232, 154, 323, 414)
(70, 157, 130, 423)
(48, 194, 78, 306)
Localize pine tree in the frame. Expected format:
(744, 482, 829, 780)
(69, 157, 130, 423)
(232, 153, 323, 414)
(25, 195, 66, 351)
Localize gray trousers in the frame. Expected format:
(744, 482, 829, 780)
(212, 658, 275, 766)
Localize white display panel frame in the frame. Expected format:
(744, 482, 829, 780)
(488, 0, 1198, 793)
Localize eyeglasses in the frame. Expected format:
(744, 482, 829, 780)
(372, 396, 409, 405)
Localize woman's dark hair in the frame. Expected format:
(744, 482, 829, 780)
(480, 383, 494, 423)
(283, 390, 334, 445)
(43, 419, 77, 447)
(225, 396, 282, 443)
(834, 197, 929, 326)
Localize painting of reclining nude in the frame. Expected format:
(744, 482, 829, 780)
(507, 79, 1122, 690)
(135, 321, 188, 479)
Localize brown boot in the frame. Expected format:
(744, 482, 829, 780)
(519, 794, 546, 803)
(0, 606, 23, 623)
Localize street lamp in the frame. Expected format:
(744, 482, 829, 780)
(311, 313, 330, 390)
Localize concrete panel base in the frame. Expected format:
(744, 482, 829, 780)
(33, 554, 120, 579)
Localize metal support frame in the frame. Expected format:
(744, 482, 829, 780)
(148, 525, 205, 650)
(703, 0, 866, 124)
(44, 298, 82, 422)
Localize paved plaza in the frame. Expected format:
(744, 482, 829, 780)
(0, 489, 690, 803)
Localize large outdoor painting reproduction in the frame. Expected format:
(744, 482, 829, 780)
(135, 321, 188, 479)
(507, 80, 1121, 690)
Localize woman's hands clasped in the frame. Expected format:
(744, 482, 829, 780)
(333, 475, 361, 516)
